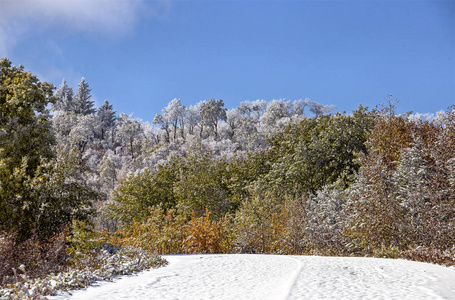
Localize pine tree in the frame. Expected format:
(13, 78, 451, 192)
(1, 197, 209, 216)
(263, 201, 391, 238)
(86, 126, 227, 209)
(73, 77, 95, 115)
(53, 78, 74, 112)
(97, 100, 116, 140)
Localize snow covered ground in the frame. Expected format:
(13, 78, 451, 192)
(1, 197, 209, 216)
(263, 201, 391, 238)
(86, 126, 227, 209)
(50, 254, 455, 300)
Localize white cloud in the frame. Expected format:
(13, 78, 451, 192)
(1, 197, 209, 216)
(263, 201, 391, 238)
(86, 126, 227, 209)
(0, 0, 171, 56)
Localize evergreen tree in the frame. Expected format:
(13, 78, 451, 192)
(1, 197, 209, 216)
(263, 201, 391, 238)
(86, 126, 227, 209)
(0, 58, 55, 238)
(73, 77, 95, 115)
(53, 78, 74, 112)
(97, 100, 116, 140)
(0, 58, 55, 176)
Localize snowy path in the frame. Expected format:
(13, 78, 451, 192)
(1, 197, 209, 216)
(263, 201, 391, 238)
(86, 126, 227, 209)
(51, 254, 455, 300)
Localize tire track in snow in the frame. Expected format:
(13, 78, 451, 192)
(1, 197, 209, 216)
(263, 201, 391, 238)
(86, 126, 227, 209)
(276, 256, 303, 300)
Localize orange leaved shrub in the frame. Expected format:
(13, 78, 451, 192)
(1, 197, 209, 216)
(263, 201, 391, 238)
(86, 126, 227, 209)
(108, 205, 188, 254)
(182, 209, 232, 254)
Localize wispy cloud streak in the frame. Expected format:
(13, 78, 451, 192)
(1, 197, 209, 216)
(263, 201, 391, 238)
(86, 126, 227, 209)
(0, 0, 170, 56)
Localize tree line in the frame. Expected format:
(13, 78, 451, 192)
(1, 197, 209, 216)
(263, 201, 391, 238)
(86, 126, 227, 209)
(1, 58, 454, 276)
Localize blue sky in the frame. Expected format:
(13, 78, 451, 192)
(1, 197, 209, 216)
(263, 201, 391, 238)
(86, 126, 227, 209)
(1, 0, 454, 122)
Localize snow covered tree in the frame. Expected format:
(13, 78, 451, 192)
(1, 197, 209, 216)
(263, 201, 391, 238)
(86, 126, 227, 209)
(98, 150, 122, 190)
(52, 110, 79, 145)
(116, 113, 143, 159)
(35, 145, 98, 237)
(309, 101, 335, 116)
(162, 98, 186, 142)
(186, 104, 202, 136)
(73, 77, 95, 115)
(290, 98, 311, 117)
(260, 99, 291, 127)
(200, 99, 227, 140)
(96, 100, 116, 141)
(225, 107, 243, 140)
(299, 185, 350, 255)
(245, 99, 267, 120)
(69, 114, 97, 155)
(153, 113, 170, 143)
(390, 147, 430, 245)
(53, 78, 74, 112)
(231, 100, 268, 149)
(142, 121, 161, 147)
(345, 103, 418, 252)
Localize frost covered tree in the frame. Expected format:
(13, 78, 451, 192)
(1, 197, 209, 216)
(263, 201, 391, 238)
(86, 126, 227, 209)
(300, 185, 350, 255)
(390, 147, 430, 245)
(53, 78, 74, 112)
(260, 99, 291, 127)
(98, 150, 122, 190)
(200, 99, 227, 140)
(142, 121, 161, 147)
(96, 100, 116, 141)
(153, 113, 171, 143)
(225, 107, 242, 140)
(290, 98, 311, 117)
(309, 101, 335, 116)
(245, 99, 267, 120)
(116, 113, 143, 159)
(73, 77, 95, 115)
(231, 100, 267, 149)
(186, 104, 202, 136)
(162, 98, 186, 142)
(69, 114, 97, 155)
(52, 110, 77, 144)
(344, 103, 455, 252)
(36, 145, 98, 237)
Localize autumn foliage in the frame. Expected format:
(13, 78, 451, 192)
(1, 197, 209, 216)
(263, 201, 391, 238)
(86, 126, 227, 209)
(107, 206, 187, 254)
(182, 209, 232, 254)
